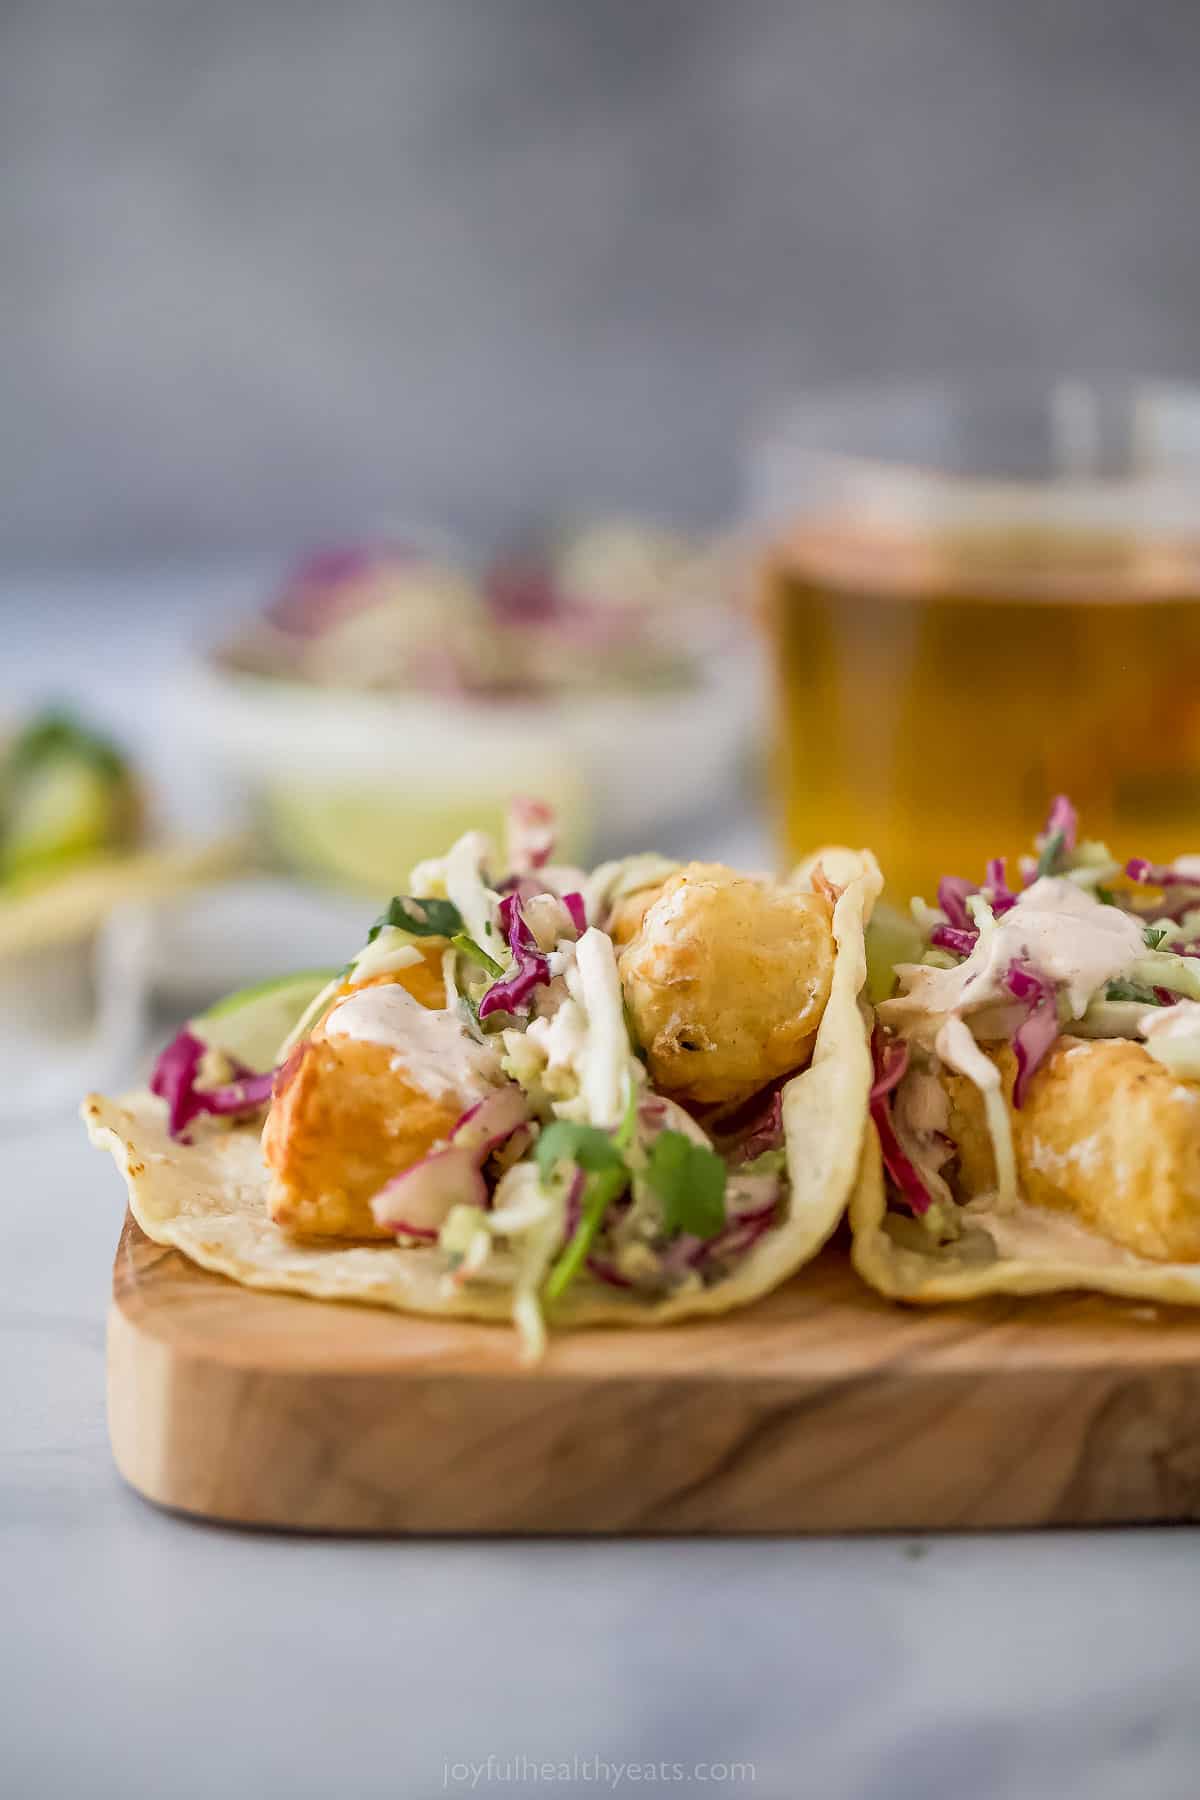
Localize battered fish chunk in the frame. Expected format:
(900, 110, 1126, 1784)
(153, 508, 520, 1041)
(942, 1037, 1200, 1262)
(608, 881, 668, 950)
(617, 862, 835, 1104)
(263, 952, 464, 1240)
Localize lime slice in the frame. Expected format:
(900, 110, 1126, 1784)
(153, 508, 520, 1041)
(261, 772, 588, 895)
(193, 969, 337, 1072)
(864, 904, 924, 1005)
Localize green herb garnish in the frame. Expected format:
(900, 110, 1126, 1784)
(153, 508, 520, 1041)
(542, 1166, 628, 1303)
(1035, 831, 1065, 879)
(645, 1129, 727, 1240)
(613, 1080, 639, 1152)
(1095, 885, 1117, 907)
(1131, 953, 1200, 1001)
(539, 1124, 631, 1304)
(452, 932, 504, 977)
(1105, 979, 1161, 1004)
(1144, 927, 1169, 951)
(367, 895, 464, 942)
(536, 1121, 626, 1182)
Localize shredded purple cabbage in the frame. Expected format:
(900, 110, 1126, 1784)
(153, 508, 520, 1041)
(478, 893, 552, 1019)
(1126, 857, 1200, 890)
(150, 1028, 275, 1140)
(660, 1213, 773, 1279)
(1003, 963, 1059, 1107)
(495, 874, 550, 903)
(689, 1079, 786, 1163)
(584, 1252, 634, 1289)
(562, 890, 586, 934)
(563, 1167, 586, 1241)
(868, 1030, 930, 1215)
(929, 923, 978, 957)
(731, 1090, 784, 1164)
(930, 859, 1017, 954)
(937, 876, 977, 931)
(695, 1205, 779, 1267)
(869, 1032, 909, 1102)
(984, 857, 1019, 915)
(1044, 794, 1078, 855)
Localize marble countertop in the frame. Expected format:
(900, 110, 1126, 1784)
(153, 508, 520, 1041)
(3, 571, 1200, 1798)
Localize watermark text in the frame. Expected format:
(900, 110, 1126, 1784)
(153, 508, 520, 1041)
(442, 1754, 755, 1789)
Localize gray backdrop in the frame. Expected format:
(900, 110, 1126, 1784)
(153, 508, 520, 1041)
(3, 0, 1199, 563)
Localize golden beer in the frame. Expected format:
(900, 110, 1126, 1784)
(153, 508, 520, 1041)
(754, 385, 1200, 898)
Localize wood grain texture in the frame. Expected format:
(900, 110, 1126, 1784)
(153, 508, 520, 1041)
(108, 1210, 1200, 1534)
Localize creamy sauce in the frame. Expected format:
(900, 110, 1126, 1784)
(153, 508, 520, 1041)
(881, 877, 1187, 1244)
(323, 983, 501, 1098)
(963, 1193, 1145, 1270)
(1141, 996, 1200, 1042)
(883, 876, 1145, 1034)
(1139, 998, 1200, 1078)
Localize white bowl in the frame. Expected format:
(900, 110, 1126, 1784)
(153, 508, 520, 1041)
(177, 650, 759, 888)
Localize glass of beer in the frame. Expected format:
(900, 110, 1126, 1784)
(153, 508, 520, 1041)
(751, 380, 1200, 898)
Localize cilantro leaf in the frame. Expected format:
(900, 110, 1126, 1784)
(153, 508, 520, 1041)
(645, 1129, 727, 1240)
(1105, 978, 1161, 1003)
(1144, 927, 1169, 951)
(366, 895, 463, 942)
(1095, 885, 1117, 907)
(536, 1121, 626, 1182)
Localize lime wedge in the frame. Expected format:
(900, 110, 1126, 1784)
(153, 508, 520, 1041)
(192, 969, 338, 1072)
(262, 773, 588, 895)
(864, 904, 924, 1005)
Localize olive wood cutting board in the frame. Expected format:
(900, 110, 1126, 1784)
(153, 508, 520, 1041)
(108, 1210, 1200, 1533)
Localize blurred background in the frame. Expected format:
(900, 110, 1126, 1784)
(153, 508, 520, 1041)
(5, 0, 1200, 1084)
(5, 0, 1198, 560)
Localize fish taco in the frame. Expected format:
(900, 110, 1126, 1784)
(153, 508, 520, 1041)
(854, 797, 1200, 1305)
(86, 804, 881, 1356)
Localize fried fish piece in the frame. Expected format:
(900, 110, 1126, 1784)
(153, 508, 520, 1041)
(608, 882, 667, 950)
(617, 862, 835, 1105)
(942, 1036, 1200, 1262)
(263, 953, 477, 1240)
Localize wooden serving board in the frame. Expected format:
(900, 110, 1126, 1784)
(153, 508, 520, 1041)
(108, 1210, 1200, 1533)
